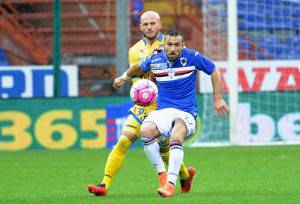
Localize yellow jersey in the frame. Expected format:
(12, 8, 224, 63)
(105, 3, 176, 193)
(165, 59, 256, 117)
(128, 33, 164, 82)
(128, 33, 164, 121)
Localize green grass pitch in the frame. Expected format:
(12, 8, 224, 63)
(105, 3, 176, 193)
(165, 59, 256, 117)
(1, 145, 300, 204)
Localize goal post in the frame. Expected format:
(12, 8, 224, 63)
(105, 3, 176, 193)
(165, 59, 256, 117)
(227, 0, 239, 144)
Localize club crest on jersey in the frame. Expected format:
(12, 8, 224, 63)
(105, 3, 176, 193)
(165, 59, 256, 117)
(180, 57, 187, 66)
(167, 69, 176, 79)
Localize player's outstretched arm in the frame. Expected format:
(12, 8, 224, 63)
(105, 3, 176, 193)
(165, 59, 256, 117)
(113, 63, 144, 89)
(211, 68, 230, 117)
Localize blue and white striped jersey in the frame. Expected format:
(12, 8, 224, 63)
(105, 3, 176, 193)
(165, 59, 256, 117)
(140, 48, 215, 117)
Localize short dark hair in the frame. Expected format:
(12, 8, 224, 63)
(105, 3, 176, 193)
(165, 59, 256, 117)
(165, 29, 184, 40)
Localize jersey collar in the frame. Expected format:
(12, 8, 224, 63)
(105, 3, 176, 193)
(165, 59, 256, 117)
(142, 32, 164, 45)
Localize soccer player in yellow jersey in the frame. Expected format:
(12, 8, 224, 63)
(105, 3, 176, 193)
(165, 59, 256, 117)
(88, 11, 195, 196)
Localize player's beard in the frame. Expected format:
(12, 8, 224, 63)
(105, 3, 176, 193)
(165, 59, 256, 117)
(167, 52, 177, 61)
(145, 31, 158, 40)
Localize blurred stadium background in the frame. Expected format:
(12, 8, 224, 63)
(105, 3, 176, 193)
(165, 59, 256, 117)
(0, 0, 299, 150)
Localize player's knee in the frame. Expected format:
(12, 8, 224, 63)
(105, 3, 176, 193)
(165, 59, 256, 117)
(171, 119, 187, 141)
(141, 122, 158, 137)
(122, 131, 138, 143)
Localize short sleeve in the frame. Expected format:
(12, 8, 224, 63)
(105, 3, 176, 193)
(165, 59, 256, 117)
(193, 51, 215, 75)
(140, 55, 152, 73)
(128, 48, 137, 67)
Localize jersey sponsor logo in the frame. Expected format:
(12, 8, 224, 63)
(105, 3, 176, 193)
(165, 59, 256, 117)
(150, 63, 168, 70)
(125, 124, 137, 129)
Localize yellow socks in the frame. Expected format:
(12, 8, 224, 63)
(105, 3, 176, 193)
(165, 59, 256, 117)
(178, 162, 189, 180)
(102, 135, 132, 188)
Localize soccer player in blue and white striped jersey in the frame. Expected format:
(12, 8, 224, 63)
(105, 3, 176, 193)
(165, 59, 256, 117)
(113, 29, 230, 197)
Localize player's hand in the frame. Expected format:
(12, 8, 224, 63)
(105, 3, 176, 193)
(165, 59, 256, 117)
(152, 46, 164, 54)
(113, 77, 126, 89)
(214, 98, 230, 117)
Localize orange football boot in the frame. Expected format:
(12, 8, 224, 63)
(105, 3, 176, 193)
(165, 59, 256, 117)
(157, 182, 175, 197)
(158, 172, 167, 187)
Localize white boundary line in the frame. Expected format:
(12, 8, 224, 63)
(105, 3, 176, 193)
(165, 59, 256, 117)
(190, 141, 300, 147)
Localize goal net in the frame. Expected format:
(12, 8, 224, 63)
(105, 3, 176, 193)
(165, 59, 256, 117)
(193, 0, 300, 146)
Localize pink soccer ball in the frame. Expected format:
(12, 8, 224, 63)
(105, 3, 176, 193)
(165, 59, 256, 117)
(130, 79, 158, 106)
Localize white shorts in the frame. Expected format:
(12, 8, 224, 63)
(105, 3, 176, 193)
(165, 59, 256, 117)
(143, 108, 196, 142)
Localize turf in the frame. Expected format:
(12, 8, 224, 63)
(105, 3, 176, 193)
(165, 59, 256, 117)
(1, 145, 300, 204)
